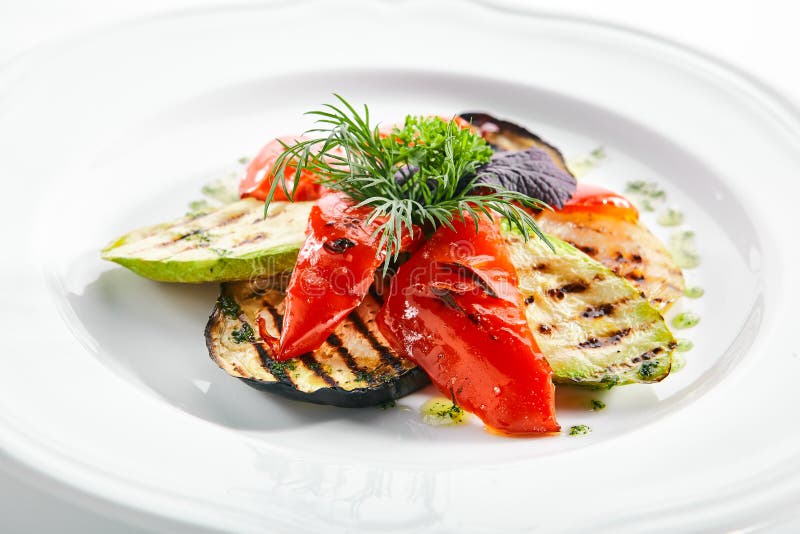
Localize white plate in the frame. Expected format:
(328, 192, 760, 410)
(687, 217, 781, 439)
(1, 1, 799, 532)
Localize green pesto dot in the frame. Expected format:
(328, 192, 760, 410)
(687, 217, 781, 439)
(672, 311, 700, 329)
(684, 286, 705, 299)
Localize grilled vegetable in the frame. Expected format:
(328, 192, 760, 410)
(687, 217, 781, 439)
(206, 279, 428, 407)
(277, 192, 420, 360)
(458, 112, 572, 174)
(378, 214, 559, 433)
(505, 231, 675, 385)
(463, 118, 685, 310)
(101, 199, 310, 283)
(536, 210, 685, 310)
(560, 183, 639, 223)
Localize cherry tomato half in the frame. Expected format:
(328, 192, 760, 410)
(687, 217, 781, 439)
(559, 183, 638, 222)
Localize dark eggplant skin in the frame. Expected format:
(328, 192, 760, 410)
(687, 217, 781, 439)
(233, 366, 429, 407)
(458, 112, 573, 174)
(205, 281, 430, 408)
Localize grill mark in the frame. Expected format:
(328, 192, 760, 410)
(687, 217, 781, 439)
(624, 269, 646, 282)
(349, 312, 406, 373)
(253, 341, 294, 384)
(538, 324, 553, 335)
(578, 328, 632, 349)
(524, 295, 535, 305)
(562, 282, 588, 293)
(546, 281, 587, 300)
(158, 228, 203, 247)
(568, 242, 598, 256)
(631, 347, 665, 364)
(236, 233, 268, 247)
(581, 302, 616, 319)
(261, 300, 284, 331)
(299, 354, 337, 387)
(326, 332, 365, 377)
(217, 211, 248, 227)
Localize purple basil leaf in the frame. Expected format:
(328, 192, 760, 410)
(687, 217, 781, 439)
(473, 147, 577, 208)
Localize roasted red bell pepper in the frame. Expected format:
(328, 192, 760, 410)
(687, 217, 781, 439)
(558, 183, 638, 222)
(377, 214, 559, 434)
(277, 192, 419, 360)
(239, 136, 323, 202)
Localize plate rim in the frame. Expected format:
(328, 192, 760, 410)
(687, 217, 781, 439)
(2, 1, 800, 530)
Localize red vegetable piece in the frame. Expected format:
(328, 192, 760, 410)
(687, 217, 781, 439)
(239, 136, 323, 202)
(559, 183, 638, 222)
(277, 192, 419, 360)
(377, 214, 560, 434)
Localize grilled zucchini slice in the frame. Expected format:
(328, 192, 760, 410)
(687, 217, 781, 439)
(101, 199, 310, 283)
(206, 280, 428, 407)
(537, 210, 686, 310)
(505, 232, 675, 386)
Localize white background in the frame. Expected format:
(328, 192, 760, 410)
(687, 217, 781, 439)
(0, 1, 797, 532)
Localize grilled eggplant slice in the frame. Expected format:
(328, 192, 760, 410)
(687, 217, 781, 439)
(102, 199, 310, 283)
(537, 210, 686, 310)
(206, 280, 428, 407)
(506, 232, 675, 386)
(459, 112, 572, 174)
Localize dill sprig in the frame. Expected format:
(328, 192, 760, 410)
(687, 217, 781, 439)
(267, 95, 551, 259)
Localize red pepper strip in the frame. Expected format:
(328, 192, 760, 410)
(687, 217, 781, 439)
(239, 136, 324, 202)
(276, 192, 420, 360)
(558, 183, 638, 222)
(377, 214, 559, 434)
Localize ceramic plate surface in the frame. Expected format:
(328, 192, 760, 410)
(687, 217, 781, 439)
(1, 1, 799, 532)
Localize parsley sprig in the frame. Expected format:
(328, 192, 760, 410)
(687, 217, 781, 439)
(267, 95, 550, 259)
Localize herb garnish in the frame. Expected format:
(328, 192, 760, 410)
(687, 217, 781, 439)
(568, 424, 592, 436)
(267, 95, 565, 260)
(231, 322, 255, 344)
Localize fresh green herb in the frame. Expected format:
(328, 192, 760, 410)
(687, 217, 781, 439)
(230, 322, 255, 344)
(271, 359, 298, 375)
(183, 229, 211, 244)
(210, 247, 231, 257)
(684, 286, 705, 299)
(268, 95, 552, 261)
(676, 338, 694, 352)
(638, 361, 659, 379)
(672, 311, 701, 329)
(568, 424, 592, 436)
(217, 295, 241, 318)
(598, 375, 619, 390)
(238, 156, 250, 165)
(590, 399, 606, 411)
(354, 370, 372, 383)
